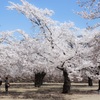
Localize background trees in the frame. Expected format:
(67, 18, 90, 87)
(77, 0, 100, 86)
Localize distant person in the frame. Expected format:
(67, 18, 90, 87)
(5, 77, 10, 93)
(0, 76, 2, 91)
(0, 76, 2, 85)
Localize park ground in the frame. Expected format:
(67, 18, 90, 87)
(0, 83, 100, 100)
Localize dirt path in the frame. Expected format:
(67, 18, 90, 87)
(64, 94, 100, 100)
(0, 83, 100, 100)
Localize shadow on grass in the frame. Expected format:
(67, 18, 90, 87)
(71, 89, 99, 94)
(0, 91, 22, 97)
(0, 88, 65, 100)
(22, 87, 65, 100)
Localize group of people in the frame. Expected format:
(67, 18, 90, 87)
(0, 77, 10, 93)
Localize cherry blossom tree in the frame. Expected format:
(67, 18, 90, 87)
(77, 0, 100, 29)
(77, 0, 100, 19)
(7, 0, 84, 93)
(77, 0, 100, 88)
(76, 29, 100, 89)
(86, 30, 100, 90)
(0, 30, 27, 77)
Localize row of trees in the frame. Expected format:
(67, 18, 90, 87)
(0, 0, 99, 93)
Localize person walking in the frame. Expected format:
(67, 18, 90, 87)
(5, 77, 10, 93)
(0, 76, 2, 91)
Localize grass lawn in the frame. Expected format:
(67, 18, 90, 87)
(0, 82, 100, 100)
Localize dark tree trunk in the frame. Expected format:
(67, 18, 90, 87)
(62, 70, 71, 93)
(88, 77, 93, 86)
(34, 72, 46, 87)
(57, 61, 71, 94)
(98, 80, 100, 91)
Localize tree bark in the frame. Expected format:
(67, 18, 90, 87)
(57, 61, 71, 94)
(62, 70, 71, 93)
(88, 77, 93, 86)
(34, 72, 46, 87)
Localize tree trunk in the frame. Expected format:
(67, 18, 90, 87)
(34, 72, 46, 87)
(62, 70, 71, 93)
(88, 77, 93, 86)
(98, 80, 100, 91)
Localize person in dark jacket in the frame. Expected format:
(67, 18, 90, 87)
(0, 76, 2, 86)
(0, 76, 2, 91)
(5, 77, 10, 93)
